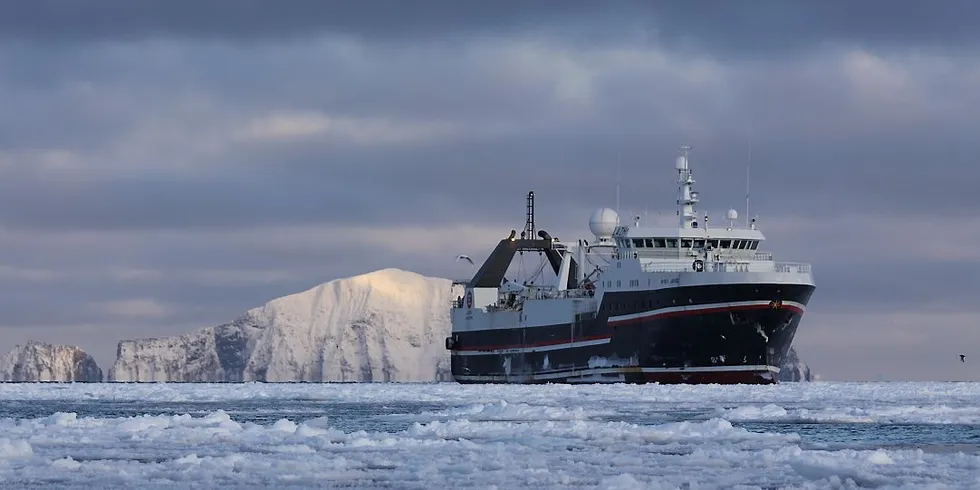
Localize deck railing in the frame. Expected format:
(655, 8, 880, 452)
(642, 261, 811, 274)
(773, 262, 811, 274)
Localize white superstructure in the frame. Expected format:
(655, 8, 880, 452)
(587, 146, 812, 298)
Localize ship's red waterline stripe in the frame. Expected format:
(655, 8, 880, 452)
(454, 334, 611, 353)
(452, 365, 782, 383)
(608, 301, 804, 327)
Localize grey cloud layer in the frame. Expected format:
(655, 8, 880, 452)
(4, 36, 978, 233)
(0, 3, 977, 378)
(3, 1, 979, 54)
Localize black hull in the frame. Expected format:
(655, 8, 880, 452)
(449, 283, 815, 385)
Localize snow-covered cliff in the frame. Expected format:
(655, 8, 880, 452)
(110, 268, 463, 382)
(0, 341, 103, 382)
(779, 346, 812, 382)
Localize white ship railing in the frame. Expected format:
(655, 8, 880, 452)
(641, 261, 811, 274)
(773, 262, 811, 274)
(628, 250, 775, 261)
(523, 288, 596, 300)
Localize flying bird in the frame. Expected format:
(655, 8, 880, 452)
(455, 254, 474, 265)
(961, 354, 966, 363)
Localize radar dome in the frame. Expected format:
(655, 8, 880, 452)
(589, 208, 620, 239)
(726, 209, 739, 221)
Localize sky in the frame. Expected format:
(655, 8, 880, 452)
(1, 1, 979, 380)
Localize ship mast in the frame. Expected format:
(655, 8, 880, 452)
(676, 145, 699, 229)
(523, 191, 535, 239)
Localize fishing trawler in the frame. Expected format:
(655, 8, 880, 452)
(445, 146, 815, 384)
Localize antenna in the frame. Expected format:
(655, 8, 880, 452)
(616, 150, 621, 216)
(745, 139, 752, 228)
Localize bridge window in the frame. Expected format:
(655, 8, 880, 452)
(654, 238, 666, 248)
(708, 239, 719, 248)
(694, 239, 705, 248)
(681, 238, 692, 248)
(665, 239, 678, 248)
(750, 241, 759, 250)
(719, 240, 731, 248)
(645, 238, 653, 247)
(733, 240, 742, 249)
(632, 238, 645, 247)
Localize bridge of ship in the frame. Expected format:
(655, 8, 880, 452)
(609, 224, 811, 275)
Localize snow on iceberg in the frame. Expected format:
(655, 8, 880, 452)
(110, 268, 464, 382)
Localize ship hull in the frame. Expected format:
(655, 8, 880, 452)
(449, 282, 815, 384)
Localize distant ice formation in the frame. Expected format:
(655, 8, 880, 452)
(0, 341, 103, 382)
(110, 268, 464, 382)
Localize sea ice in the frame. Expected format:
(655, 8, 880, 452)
(0, 382, 976, 489)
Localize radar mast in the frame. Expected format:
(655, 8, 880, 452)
(676, 145, 699, 229)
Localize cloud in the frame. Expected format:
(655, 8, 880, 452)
(0, 265, 58, 282)
(234, 112, 461, 146)
(0, 222, 523, 278)
(0, 264, 298, 287)
(764, 213, 980, 264)
(93, 299, 171, 320)
(0, 1, 601, 44)
(3, 1, 979, 55)
(6, 37, 976, 235)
